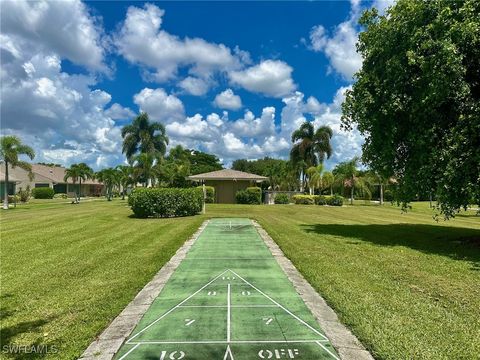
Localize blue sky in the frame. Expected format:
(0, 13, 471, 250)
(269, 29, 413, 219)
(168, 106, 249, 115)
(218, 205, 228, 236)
(1, 0, 392, 169)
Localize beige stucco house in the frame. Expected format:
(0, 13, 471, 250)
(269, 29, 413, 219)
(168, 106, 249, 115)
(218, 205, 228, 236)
(1, 163, 103, 197)
(188, 169, 267, 204)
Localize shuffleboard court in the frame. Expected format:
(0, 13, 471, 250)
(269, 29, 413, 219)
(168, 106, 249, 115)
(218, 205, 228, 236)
(115, 218, 339, 360)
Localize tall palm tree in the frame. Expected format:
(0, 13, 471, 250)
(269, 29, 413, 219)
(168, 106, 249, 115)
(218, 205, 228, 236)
(306, 164, 324, 195)
(116, 165, 133, 200)
(1, 136, 35, 209)
(290, 122, 333, 191)
(96, 168, 119, 201)
(64, 164, 82, 203)
(121, 112, 169, 162)
(133, 152, 156, 187)
(76, 163, 94, 202)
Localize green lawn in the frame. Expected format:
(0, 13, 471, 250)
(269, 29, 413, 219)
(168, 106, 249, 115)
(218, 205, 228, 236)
(1, 200, 479, 359)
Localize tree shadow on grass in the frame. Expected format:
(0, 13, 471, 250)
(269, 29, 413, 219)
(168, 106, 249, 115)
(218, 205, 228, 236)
(301, 223, 480, 269)
(0, 293, 58, 359)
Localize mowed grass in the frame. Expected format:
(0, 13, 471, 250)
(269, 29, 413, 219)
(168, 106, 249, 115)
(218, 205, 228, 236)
(1, 200, 479, 359)
(0, 200, 204, 359)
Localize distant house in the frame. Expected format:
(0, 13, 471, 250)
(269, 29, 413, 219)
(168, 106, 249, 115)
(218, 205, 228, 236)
(0, 169, 20, 200)
(0, 163, 104, 197)
(188, 169, 267, 203)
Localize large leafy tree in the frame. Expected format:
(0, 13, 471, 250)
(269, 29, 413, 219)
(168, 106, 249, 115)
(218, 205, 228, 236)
(121, 112, 169, 162)
(0, 136, 35, 209)
(342, 0, 480, 218)
(232, 157, 290, 190)
(290, 122, 333, 191)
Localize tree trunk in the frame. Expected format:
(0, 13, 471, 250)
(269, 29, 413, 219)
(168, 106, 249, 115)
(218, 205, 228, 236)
(429, 192, 433, 208)
(78, 179, 82, 202)
(330, 186, 333, 196)
(3, 161, 9, 210)
(122, 186, 126, 200)
(350, 185, 354, 205)
(380, 184, 384, 205)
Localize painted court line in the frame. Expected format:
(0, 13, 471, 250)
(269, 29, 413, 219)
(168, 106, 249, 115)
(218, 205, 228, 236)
(227, 283, 231, 342)
(126, 269, 229, 343)
(178, 304, 278, 308)
(117, 344, 139, 360)
(128, 339, 329, 345)
(316, 341, 340, 360)
(229, 269, 329, 341)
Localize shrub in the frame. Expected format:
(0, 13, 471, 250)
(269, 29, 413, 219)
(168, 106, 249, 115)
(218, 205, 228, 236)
(316, 195, 327, 205)
(32, 187, 55, 199)
(197, 186, 215, 203)
(128, 187, 203, 218)
(236, 187, 262, 204)
(7, 195, 19, 203)
(327, 194, 344, 206)
(17, 186, 31, 202)
(292, 195, 318, 205)
(384, 189, 394, 202)
(53, 193, 68, 199)
(274, 193, 290, 204)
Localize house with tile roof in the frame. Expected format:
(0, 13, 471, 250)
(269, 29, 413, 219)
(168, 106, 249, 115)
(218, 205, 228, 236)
(188, 169, 267, 203)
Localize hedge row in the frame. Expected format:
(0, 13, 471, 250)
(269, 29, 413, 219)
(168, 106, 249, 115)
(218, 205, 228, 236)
(291, 194, 343, 206)
(32, 187, 55, 199)
(236, 187, 262, 204)
(197, 186, 215, 203)
(128, 187, 203, 218)
(274, 193, 290, 204)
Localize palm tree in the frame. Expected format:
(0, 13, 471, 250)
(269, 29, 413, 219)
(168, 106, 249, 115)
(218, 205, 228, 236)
(121, 112, 169, 162)
(333, 157, 371, 205)
(64, 165, 82, 203)
(322, 171, 335, 195)
(96, 168, 118, 201)
(0, 136, 35, 209)
(306, 164, 324, 195)
(116, 165, 133, 200)
(76, 163, 94, 202)
(290, 122, 333, 191)
(133, 152, 156, 187)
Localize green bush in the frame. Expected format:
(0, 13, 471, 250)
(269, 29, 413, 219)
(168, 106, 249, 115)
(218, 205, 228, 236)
(274, 193, 290, 204)
(197, 186, 215, 203)
(53, 193, 68, 199)
(128, 187, 203, 218)
(32, 187, 55, 199)
(316, 195, 327, 205)
(326, 194, 344, 206)
(236, 187, 262, 204)
(292, 195, 319, 205)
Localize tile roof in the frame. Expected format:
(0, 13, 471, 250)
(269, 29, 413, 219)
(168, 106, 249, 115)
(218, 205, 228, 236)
(188, 169, 268, 181)
(31, 164, 102, 185)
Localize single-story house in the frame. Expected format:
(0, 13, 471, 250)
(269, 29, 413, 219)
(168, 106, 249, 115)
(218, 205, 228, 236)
(188, 169, 267, 204)
(0, 163, 104, 197)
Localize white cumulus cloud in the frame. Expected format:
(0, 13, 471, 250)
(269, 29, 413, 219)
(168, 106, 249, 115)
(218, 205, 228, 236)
(213, 89, 242, 110)
(229, 60, 296, 98)
(133, 88, 185, 123)
(1, 0, 106, 71)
